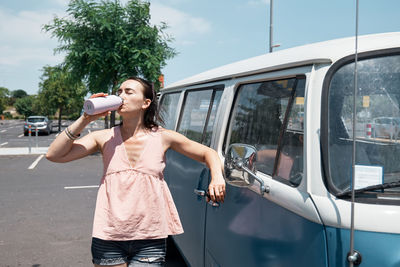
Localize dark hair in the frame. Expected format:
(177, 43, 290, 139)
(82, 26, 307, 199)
(126, 76, 163, 129)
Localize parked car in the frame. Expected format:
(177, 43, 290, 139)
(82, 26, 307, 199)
(23, 116, 52, 135)
(158, 32, 400, 267)
(372, 116, 400, 139)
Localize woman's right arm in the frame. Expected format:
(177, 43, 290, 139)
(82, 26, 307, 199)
(47, 93, 110, 163)
(46, 111, 108, 163)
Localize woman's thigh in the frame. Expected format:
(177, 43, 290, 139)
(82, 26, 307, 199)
(94, 264, 127, 267)
(128, 239, 167, 267)
(91, 237, 130, 266)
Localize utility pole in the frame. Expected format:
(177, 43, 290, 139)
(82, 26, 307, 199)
(269, 0, 280, 53)
(269, 0, 273, 53)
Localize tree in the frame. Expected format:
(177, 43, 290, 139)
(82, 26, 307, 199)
(12, 89, 28, 99)
(15, 96, 36, 118)
(38, 65, 86, 132)
(5, 89, 28, 106)
(0, 87, 10, 114)
(44, 0, 176, 127)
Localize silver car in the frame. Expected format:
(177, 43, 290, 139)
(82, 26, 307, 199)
(372, 117, 400, 139)
(23, 116, 52, 135)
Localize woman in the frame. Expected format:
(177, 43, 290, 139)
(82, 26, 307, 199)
(46, 77, 226, 267)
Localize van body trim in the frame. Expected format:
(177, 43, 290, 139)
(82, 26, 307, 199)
(312, 194, 400, 233)
(164, 33, 400, 93)
(164, 58, 331, 91)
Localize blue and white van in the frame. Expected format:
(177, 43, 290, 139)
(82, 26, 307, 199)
(159, 32, 400, 267)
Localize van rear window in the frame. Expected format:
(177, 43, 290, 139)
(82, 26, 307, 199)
(159, 92, 181, 130)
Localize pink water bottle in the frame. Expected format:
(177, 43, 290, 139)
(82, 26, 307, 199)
(83, 95, 123, 115)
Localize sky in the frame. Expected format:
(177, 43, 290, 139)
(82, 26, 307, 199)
(0, 0, 399, 95)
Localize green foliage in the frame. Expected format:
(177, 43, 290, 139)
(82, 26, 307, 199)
(0, 101, 5, 114)
(37, 65, 86, 126)
(3, 112, 12, 119)
(43, 0, 176, 94)
(0, 87, 10, 114)
(0, 87, 10, 97)
(15, 96, 36, 118)
(11, 89, 28, 99)
(0, 88, 28, 107)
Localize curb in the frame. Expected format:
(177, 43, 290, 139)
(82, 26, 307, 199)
(0, 147, 48, 156)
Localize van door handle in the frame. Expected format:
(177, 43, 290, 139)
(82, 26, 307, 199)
(194, 189, 206, 197)
(194, 189, 220, 207)
(208, 201, 220, 207)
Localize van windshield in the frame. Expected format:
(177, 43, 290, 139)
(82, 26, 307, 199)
(327, 54, 400, 197)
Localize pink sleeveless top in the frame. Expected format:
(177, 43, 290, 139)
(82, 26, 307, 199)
(92, 126, 183, 240)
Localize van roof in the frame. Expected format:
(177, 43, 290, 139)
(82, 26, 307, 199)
(163, 32, 400, 90)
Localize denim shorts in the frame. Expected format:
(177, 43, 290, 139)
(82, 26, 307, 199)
(91, 237, 167, 266)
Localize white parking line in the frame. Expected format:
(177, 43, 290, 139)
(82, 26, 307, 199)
(64, 185, 99, 190)
(28, 155, 44, 170)
(0, 142, 8, 146)
(0, 130, 6, 133)
(18, 134, 24, 138)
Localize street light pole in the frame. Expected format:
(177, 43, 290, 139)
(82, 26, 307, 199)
(269, 0, 273, 53)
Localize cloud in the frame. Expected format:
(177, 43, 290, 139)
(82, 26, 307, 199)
(51, 0, 70, 7)
(247, 0, 270, 6)
(149, 2, 211, 44)
(0, 8, 64, 44)
(0, 2, 210, 67)
(0, 45, 63, 66)
(0, 7, 65, 67)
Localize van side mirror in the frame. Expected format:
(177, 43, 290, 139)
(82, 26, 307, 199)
(225, 144, 269, 195)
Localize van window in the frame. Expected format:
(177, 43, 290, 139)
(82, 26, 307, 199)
(159, 92, 180, 130)
(203, 90, 223, 146)
(226, 77, 305, 186)
(177, 88, 223, 146)
(327, 54, 400, 196)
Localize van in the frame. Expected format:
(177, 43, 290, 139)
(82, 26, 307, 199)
(158, 32, 400, 267)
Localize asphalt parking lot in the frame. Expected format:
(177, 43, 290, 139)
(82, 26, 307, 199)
(0, 120, 187, 267)
(0, 119, 104, 148)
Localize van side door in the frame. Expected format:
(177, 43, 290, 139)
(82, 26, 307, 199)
(161, 86, 223, 267)
(205, 77, 327, 267)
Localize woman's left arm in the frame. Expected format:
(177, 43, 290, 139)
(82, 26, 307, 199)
(162, 129, 226, 203)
